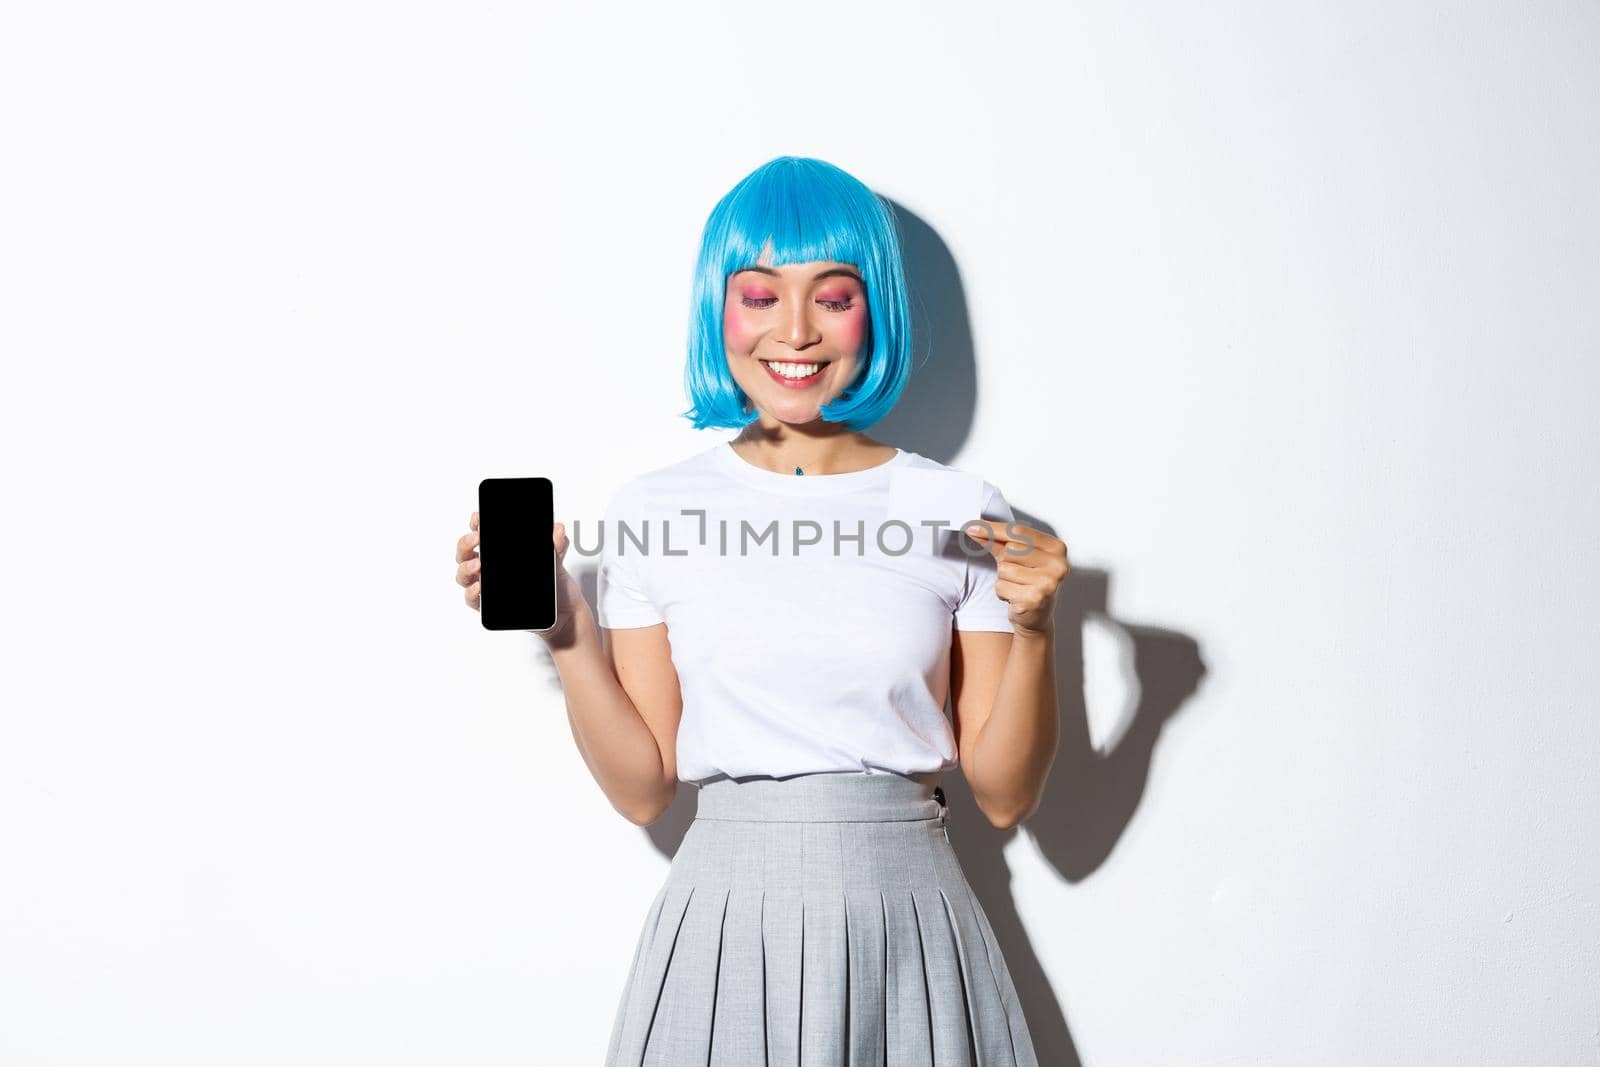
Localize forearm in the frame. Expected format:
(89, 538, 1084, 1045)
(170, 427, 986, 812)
(967, 626, 1060, 827)
(541, 603, 672, 824)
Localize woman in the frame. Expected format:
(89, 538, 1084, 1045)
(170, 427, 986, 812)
(455, 156, 1067, 1065)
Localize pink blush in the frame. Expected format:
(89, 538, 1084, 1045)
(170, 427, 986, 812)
(836, 308, 865, 353)
(724, 311, 762, 349)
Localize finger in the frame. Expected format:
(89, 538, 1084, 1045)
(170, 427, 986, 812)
(993, 576, 1028, 600)
(997, 547, 1059, 576)
(471, 511, 478, 530)
(968, 523, 1063, 565)
(456, 556, 481, 588)
(960, 527, 1011, 566)
(966, 520, 1055, 547)
(456, 529, 480, 563)
(993, 577, 1046, 617)
(997, 560, 1037, 584)
(962, 523, 1018, 565)
(963, 522, 1024, 563)
(963, 519, 1018, 541)
(465, 579, 481, 609)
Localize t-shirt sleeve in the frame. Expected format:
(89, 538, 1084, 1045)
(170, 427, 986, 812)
(953, 482, 1016, 633)
(595, 479, 664, 629)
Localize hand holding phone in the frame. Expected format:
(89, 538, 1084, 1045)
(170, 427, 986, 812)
(455, 510, 575, 637)
(466, 477, 560, 633)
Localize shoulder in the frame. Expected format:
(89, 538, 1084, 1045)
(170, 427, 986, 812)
(601, 443, 733, 521)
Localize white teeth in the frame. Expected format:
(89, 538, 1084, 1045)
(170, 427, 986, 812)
(763, 360, 823, 379)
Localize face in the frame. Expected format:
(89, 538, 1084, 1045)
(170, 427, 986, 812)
(723, 250, 870, 425)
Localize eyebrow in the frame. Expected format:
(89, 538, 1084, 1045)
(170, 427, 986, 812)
(738, 266, 863, 283)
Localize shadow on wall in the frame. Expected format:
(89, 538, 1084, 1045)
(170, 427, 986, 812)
(537, 201, 1210, 1067)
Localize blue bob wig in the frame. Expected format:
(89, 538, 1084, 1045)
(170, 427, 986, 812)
(680, 156, 912, 431)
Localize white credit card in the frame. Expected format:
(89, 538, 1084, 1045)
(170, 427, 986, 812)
(886, 467, 987, 543)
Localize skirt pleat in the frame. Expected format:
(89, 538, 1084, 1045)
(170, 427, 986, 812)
(911, 888, 973, 1066)
(843, 890, 887, 1066)
(708, 887, 767, 1064)
(882, 891, 934, 1064)
(762, 893, 803, 1065)
(604, 773, 1039, 1066)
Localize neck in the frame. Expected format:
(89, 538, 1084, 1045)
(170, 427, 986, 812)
(730, 425, 888, 477)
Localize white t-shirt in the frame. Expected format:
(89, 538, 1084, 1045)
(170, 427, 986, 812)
(594, 441, 1016, 784)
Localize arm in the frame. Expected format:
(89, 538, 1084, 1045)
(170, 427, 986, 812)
(543, 599, 683, 827)
(951, 626, 1060, 829)
(950, 518, 1071, 829)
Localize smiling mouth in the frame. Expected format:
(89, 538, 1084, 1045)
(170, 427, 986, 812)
(760, 358, 830, 382)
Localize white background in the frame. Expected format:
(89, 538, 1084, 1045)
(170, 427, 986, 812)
(4, 1, 1597, 1064)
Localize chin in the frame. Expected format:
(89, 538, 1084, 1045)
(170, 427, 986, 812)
(744, 395, 834, 426)
(761, 403, 824, 425)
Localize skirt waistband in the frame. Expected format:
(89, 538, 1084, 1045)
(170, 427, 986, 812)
(693, 771, 946, 823)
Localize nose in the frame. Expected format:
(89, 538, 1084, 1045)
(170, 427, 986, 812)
(778, 295, 821, 351)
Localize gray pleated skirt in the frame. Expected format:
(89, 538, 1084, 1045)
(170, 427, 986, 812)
(604, 771, 1039, 1066)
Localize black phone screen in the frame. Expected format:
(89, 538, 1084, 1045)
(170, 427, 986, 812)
(477, 477, 556, 632)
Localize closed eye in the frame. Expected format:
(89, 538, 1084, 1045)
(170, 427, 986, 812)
(739, 295, 856, 312)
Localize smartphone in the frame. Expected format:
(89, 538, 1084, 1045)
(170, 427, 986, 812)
(477, 476, 557, 632)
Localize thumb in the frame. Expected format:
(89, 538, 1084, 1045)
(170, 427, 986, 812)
(962, 520, 1005, 560)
